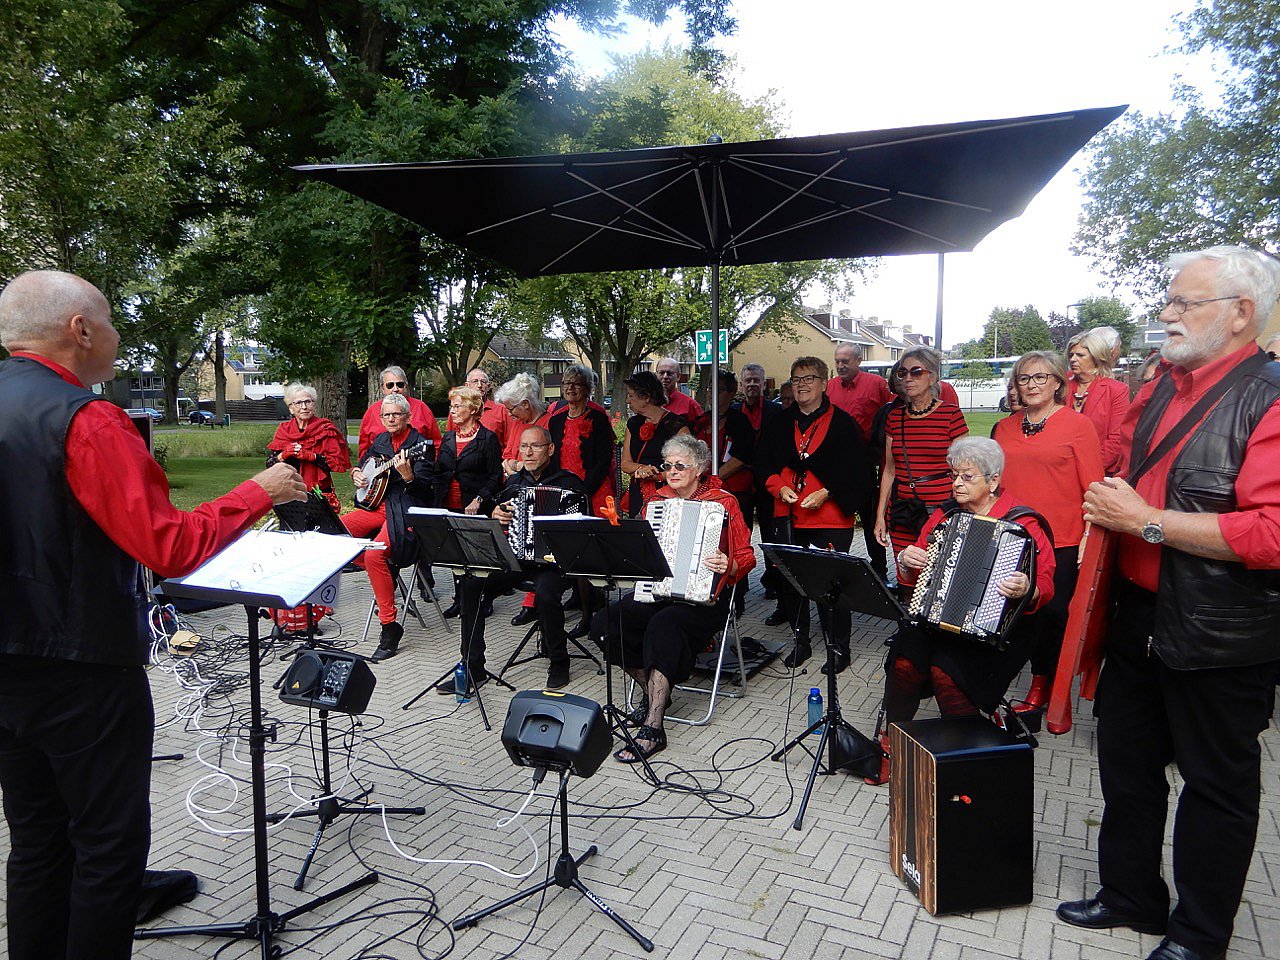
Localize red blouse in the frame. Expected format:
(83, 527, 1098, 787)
(1067, 375, 1130, 475)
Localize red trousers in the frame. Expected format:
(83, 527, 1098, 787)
(340, 506, 396, 624)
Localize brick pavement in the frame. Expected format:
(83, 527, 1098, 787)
(2, 532, 1277, 960)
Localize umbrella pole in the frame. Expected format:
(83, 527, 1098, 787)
(934, 253, 945, 350)
(710, 260, 720, 467)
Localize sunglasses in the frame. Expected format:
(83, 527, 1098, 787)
(659, 461, 693, 472)
(894, 366, 929, 379)
(383, 380, 407, 389)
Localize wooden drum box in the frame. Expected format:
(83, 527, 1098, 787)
(888, 717, 1033, 915)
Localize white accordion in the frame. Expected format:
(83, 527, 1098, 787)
(633, 498, 729, 605)
(506, 486, 584, 562)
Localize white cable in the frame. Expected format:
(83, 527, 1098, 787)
(379, 781, 545, 880)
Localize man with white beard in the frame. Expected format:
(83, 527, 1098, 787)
(1056, 246, 1280, 960)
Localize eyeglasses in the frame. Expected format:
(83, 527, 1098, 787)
(894, 366, 929, 379)
(561, 380, 584, 389)
(791, 374, 822, 386)
(1015, 372, 1054, 386)
(380, 411, 407, 419)
(519, 441, 549, 450)
(660, 461, 693, 472)
(288, 399, 315, 407)
(1162, 294, 1240, 316)
(948, 470, 986, 485)
(383, 380, 407, 389)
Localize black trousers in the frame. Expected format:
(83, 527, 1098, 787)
(779, 526, 855, 650)
(592, 592, 731, 685)
(0, 657, 154, 960)
(459, 566, 571, 671)
(1024, 544, 1079, 676)
(754, 493, 782, 593)
(855, 488, 887, 581)
(1094, 585, 1278, 956)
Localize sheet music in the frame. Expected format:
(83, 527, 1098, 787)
(170, 530, 373, 607)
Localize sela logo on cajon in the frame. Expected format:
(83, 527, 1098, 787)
(900, 853, 922, 890)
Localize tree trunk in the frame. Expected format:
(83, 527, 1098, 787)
(316, 339, 352, 438)
(213, 330, 227, 420)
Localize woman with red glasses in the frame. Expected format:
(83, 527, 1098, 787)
(874, 347, 968, 590)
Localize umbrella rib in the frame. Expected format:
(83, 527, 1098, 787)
(463, 164, 697, 241)
(564, 168, 706, 249)
(732, 157, 995, 213)
(725, 200, 893, 251)
(720, 154, 850, 248)
(547, 212, 706, 251)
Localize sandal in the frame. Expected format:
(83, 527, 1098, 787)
(625, 693, 672, 726)
(614, 725, 667, 763)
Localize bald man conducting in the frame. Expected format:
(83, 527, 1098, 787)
(0, 270, 306, 960)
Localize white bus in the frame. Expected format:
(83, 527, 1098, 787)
(862, 357, 1018, 410)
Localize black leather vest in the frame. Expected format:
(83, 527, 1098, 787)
(0, 357, 149, 665)
(1129, 349, 1280, 668)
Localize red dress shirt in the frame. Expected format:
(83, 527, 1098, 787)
(827, 372, 892, 440)
(358, 395, 442, 462)
(663, 390, 703, 422)
(1116, 343, 1280, 591)
(15, 353, 272, 578)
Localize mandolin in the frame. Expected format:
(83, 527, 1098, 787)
(1046, 526, 1116, 735)
(353, 440, 431, 511)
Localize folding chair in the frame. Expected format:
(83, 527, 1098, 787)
(360, 559, 441, 643)
(626, 584, 748, 728)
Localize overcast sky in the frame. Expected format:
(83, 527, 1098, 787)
(554, 0, 1217, 347)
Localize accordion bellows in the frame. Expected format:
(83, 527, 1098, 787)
(634, 498, 728, 605)
(907, 512, 1035, 649)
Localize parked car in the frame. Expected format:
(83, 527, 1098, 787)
(132, 407, 164, 422)
(189, 409, 216, 424)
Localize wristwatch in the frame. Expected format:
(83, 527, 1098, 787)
(1140, 513, 1165, 545)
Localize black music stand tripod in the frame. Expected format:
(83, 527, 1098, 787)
(538, 517, 671, 783)
(766, 545, 887, 831)
(139, 534, 378, 958)
(401, 510, 517, 728)
(453, 767, 654, 952)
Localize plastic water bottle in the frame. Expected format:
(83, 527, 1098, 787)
(454, 662, 470, 703)
(807, 687, 823, 735)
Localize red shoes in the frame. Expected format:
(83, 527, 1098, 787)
(1013, 675, 1051, 713)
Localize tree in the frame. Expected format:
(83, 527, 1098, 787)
(957, 305, 1049, 358)
(1074, 1, 1280, 300)
(513, 48, 865, 407)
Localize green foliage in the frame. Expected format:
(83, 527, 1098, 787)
(1074, 1, 1280, 300)
(951, 361, 1000, 385)
(1075, 296, 1138, 354)
(957, 305, 1051, 358)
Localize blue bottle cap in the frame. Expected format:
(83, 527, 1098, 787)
(810, 687, 821, 696)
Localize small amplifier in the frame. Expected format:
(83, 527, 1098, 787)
(888, 716, 1033, 915)
(278, 651, 376, 715)
(501, 691, 611, 779)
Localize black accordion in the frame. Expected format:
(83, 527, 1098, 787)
(906, 512, 1036, 650)
(506, 486, 585, 562)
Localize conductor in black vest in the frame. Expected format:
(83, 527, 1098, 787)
(0, 270, 307, 960)
(1057, 246, 1280, 960)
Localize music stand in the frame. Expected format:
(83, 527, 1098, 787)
(765, 545, 891, 830)
(402, 509, 518, 728)
(137, 530, 378, 958)
(537, 517, 671, 780)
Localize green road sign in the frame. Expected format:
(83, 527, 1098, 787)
(695, 329, 728, 364)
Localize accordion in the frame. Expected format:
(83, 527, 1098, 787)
(906, 512, 1036, 649)
(506, 486, 584, 562)
(634, 498, 728, 605)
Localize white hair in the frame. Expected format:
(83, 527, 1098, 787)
(284, 383, 318, 403)
(380, 392, 410, 414)
(1167, 246, 1280, 336)
(0, 270, 106, 349)
(947, 436, 1004, 479)
(494, 372, 545, 412)
(380, 365, 407, 383)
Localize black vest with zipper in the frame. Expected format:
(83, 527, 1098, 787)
(0, 356, 149, 666)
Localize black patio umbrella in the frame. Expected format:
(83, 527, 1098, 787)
(297, 104, 1125, 459)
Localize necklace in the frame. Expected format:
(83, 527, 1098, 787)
(1021, 407, 1057, 436)
(907, 397, 938, 417)
(455, 423, 479, 439)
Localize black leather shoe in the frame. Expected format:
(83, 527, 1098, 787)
(1056, 897, 1166, 936)
(566, 618, 590, 639)
(764, 608, 788, 627)
(1146, 940, 1224, 960)
(371, 622, 403, 662)
(436, 668, 490, 696)
(511, 607, 538, 626)
(820, 650, 850, 675)
(441, 599, 460, 619)
(480, 601, 494, 619)
(782, 642, 811, 668)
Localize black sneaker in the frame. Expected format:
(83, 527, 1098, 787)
(546, 660, 571, 689)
